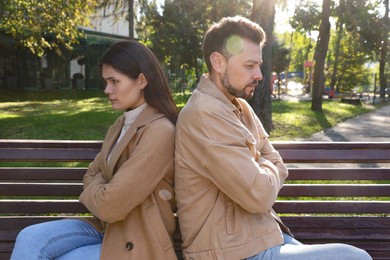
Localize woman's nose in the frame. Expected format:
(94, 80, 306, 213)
(104, 84, 112, 94)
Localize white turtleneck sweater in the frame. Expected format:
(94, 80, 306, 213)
(108, 103, 148, 161)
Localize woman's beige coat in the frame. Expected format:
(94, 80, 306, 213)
(79, 106, 178, 259)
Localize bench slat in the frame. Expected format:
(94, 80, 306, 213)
(0, 183, 82, 196)
(0, 140, 103, 149)
(278, 149, 390, 163)
(272, 141, 390, 150)
(274, 201, 390, 214)
(3, 183, 389, 197)
(0, 168, 86, 181)
(279, 184, 390, 197)
(0, 200, 88, 214)
(0, 148, 98, 162)
(288, 168, 390, 180)
(281, 216, 390, 229)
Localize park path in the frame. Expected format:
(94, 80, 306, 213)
(297, 103, 390, 142)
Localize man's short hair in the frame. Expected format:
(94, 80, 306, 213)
(202, 16, 266, 73)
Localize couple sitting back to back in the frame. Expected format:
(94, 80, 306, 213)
(11, 16, 372, 260)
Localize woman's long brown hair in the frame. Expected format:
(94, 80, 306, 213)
(100, 40, 178, 125)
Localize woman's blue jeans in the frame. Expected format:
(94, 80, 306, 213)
(246, 233, 372, 260)
(11, 219, 103, 260)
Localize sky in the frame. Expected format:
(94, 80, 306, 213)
(275, 0, 324, 33)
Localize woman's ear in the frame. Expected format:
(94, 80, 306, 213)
(210, 52, 226, 74)
(138, 73, 148, 90)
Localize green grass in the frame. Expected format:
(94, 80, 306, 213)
(0, 89, 381, 140)
(271, 99, 373, 140)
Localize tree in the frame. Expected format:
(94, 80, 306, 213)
(0, 0, 97, 56)
(311, 0, 331, 112)
(250, 0, 276, 133)
(329, 0, 345, 93)
(138, 0, 252, 90)
(272, 39, 291, 97)
(379, 0, 389, 100)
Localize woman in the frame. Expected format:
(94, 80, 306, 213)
(11, 41, 179, 259)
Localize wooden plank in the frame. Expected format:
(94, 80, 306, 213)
(0, 140, 103, 149)
(278, 149, 390, 163)
(0, 183, 82, 196)
(279, 184, 390, 197)
(274, 201, 390, 214)
(272, 141, 390, 150)
(1, 167, 389, 181)
(0, 167, 86, 181)
(0, 200, 88, 214)
(281, 216, 390, 229)
(290, 228, 390, 240)
(0, 148, 98, 162)
(3, 182, 383, 199)
(287, 168, 390, 180)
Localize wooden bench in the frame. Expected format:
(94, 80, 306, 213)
(1, 140, 389, 259)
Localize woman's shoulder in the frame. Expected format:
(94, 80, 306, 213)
(148, 115, 175, 132)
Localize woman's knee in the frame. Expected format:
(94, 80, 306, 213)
(15, 223, 46, 246)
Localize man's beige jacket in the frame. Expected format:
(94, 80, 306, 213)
(175, 75, 289, 260)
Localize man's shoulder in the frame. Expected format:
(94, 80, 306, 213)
(189, 89, 231, 111)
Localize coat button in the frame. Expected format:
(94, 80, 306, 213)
(125, 242, 134, 251)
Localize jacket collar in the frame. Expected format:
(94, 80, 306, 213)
(197, 74, 244, 116)
(103, 105, 165, 176)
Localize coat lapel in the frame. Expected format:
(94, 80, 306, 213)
(106, 106, 165, 179)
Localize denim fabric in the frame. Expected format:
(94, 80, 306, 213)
(245, 233, 372, 260)
(11, 219, 103, 260)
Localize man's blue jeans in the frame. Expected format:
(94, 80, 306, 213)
(246, 233, 372, 260)
(11, 219, 103, 260)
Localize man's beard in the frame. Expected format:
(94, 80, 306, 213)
(221, 70, 256, 100)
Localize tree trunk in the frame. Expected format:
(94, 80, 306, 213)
(128, 0, 134, 39)
(379, 0, 389, 100)
(250, 0, 275, 134)
(311, 0, 331, 112)
(330, 0, 344, 92)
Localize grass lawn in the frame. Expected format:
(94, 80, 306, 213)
(0, 89, 378, 141)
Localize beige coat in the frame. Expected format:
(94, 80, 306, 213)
(175, 75, 290, 260)
(79, 106, 178, 259)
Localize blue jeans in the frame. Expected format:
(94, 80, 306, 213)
(11, 219, 103, 260)
(245, 233, 372, 260)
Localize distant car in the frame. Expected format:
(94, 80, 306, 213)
(323, 87, 335, 99)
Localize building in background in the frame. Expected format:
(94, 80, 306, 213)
(0, 10, 129, 90)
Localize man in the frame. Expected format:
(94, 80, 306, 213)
(174, 16, 372, 260)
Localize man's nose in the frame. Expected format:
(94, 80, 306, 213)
(254, 67, 263, 82)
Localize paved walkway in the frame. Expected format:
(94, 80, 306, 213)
(299, 103, 390, 142)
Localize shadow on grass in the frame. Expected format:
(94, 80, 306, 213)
(314, 110, 332, 130)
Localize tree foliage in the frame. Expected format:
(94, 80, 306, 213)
(137, 0, 252, 83)
(0, 0, 97, 56)
(288, 0, 388, 100)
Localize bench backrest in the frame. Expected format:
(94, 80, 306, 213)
(0, 140, 389, 259)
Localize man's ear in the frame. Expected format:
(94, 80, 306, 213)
(138, 73, 148, 90)
(210, 52, 226, 74)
